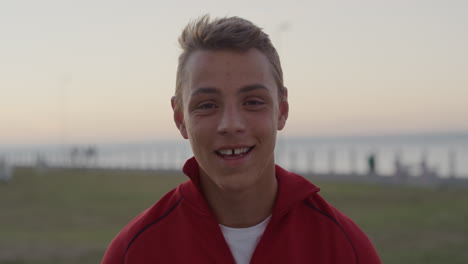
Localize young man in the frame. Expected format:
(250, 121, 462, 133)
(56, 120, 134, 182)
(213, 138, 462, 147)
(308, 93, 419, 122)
(102, 15, 381, 264)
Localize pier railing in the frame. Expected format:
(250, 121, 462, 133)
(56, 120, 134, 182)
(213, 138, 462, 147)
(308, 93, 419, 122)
(1, 145, 466, 186)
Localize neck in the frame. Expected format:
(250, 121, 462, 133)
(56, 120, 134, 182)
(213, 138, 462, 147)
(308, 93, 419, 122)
(200, 168, 278, 228)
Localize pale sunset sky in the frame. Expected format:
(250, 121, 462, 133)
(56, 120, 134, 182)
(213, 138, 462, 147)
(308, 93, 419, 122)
(1, 0, 467, 145)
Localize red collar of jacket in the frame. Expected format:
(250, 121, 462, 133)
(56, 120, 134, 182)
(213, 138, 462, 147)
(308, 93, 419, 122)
(179, 157, 320, 220)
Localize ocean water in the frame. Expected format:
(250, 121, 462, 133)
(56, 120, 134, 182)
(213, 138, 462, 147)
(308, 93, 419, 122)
(1, 133, 467, 178)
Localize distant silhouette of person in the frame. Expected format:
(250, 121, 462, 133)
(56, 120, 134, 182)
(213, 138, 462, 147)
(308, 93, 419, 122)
(394, 151, 408, 181)
(419, 150, 430, 178)
(0, 158, 13, 183)
(349, 148, 357, 175)
(448, 149, 456, 178)
(367, 153, 376, 176)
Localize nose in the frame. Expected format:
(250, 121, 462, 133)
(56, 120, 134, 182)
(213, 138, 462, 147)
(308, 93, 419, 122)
(217, 104, 246, 135)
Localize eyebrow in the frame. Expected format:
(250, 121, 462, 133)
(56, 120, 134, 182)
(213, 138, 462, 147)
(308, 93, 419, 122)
(191, 87, 221, 97)
(191, 84, 268, 97)
(239, 84, 269, 93)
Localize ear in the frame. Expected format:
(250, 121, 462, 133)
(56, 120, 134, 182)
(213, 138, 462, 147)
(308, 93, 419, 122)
(277, 87, 289, 131)
(171, 96, 188, 139)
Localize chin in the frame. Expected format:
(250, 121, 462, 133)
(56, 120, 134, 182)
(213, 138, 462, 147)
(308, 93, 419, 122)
(214, 171, 260, 193)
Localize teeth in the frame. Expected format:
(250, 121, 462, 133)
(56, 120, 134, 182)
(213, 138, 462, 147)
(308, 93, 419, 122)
(234, 148, 248, 155)
(218, 147, 250, 156)
(219, 149, 233, 155)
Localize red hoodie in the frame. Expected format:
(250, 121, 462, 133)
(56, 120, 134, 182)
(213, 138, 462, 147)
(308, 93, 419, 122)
(102, 157, 381, 264)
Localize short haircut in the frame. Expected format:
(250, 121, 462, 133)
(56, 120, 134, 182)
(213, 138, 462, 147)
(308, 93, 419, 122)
(174, 15, 284, 108)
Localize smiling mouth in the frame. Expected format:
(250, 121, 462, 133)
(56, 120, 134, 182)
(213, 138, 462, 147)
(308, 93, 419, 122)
(215, 146, 255, 159)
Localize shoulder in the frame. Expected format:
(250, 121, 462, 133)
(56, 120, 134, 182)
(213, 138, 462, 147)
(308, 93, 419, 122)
(304, 193, 381, 264)
(101, 183, 186, 264)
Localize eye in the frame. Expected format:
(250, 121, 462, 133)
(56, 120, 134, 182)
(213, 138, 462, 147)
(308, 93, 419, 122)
(244, 100, 265, 106)
(196, 102, 218, 110)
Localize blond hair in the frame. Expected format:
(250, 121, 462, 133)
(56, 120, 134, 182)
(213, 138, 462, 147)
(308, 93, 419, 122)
(175, 15, 284, 108)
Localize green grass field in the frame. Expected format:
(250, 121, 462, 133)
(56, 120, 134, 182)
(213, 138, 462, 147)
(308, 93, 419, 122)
(1, 167, 467, 264)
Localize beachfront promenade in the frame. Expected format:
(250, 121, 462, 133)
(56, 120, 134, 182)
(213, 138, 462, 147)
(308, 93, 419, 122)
(1, 145, 467, 187)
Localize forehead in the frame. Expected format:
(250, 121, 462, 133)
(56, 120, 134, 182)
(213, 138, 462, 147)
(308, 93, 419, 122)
(182, 49, 276, 95)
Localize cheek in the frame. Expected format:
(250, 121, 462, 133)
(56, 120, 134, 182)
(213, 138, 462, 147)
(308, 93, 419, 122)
(186, 118, 211, 143)
(249, 114, 277, 138)
(257, 110, 278, 128)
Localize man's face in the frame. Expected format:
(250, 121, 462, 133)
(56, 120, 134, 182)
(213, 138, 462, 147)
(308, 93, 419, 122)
(172, 48, 288, 192)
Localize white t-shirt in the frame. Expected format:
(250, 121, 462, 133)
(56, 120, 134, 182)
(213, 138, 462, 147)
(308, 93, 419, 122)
(219, 216, 271, 264)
